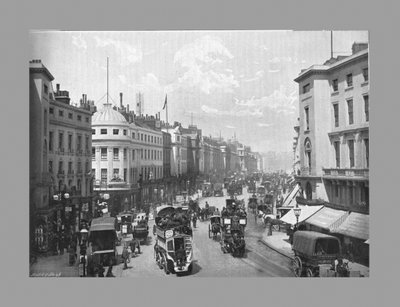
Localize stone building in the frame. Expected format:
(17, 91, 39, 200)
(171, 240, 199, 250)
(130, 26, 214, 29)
(30, 60, 93, 253)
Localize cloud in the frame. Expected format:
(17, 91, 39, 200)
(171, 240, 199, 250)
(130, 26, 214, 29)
(226, 125, 236, 129)
(134, 73, 162, 91)
(173, 35, 238, 94)
(243, 70, 264, 82)
(94, 36, 143, 65)
(118, 74, 127, 84)
(72, 35, 87, 50)
(233, 85, 298, 116)
(201, 105, 219, 114)
(257, 123, 273, 127)
(268, 69, 280, 73)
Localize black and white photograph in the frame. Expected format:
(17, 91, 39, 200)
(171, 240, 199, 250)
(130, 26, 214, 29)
(29, 30, 369, 278)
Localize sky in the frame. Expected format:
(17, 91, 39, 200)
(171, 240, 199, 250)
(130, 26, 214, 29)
(30, 30, 368, 153)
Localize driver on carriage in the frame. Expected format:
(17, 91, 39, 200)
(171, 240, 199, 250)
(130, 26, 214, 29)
(175, 244, 186, 265)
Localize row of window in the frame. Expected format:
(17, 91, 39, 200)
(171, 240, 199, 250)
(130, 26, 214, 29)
(329, 183, 369, 207)
(92, 128, 162, 144)
(49, 160, 90, 174)
(96, 166, 163, 182)
(333, 138, 369, 168)
(49, 107, 90, 123)
(304, 95, 369, 131)
(333, 95, 369, 128)
(49, 131, 90, 153)
(93, 147, 163, 161)
(302, 68, 368, 95)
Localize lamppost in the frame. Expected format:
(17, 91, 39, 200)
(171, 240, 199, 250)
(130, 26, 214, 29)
(53, 192, 70, 254)
(293, 204, 302, 231)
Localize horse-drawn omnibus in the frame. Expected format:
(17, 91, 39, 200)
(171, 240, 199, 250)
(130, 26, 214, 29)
(153, 205, 193, 275)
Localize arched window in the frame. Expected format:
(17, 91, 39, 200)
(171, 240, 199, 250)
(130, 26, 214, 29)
(306, 182, 312, 200)
(304, 138, 312, 173)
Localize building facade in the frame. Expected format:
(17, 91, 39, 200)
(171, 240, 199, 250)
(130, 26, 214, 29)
(294, 42, 369, 208)
(92, 104, 164, 213)
(30, 60, 93, 254)
(294, 42, 369, 265)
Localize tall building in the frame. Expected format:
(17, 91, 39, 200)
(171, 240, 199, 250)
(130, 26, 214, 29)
(30, 60, 93, 253)
(136, 92, 144, 116)
(294, 42, 369, 208)
(294, 42, 369, 265)
(92, 106, 164, 212)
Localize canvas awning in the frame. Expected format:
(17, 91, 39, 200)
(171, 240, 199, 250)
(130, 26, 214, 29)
(333, 212, 369, 241)
(305, 207, 349, 232)
(279, 205, 323, 225)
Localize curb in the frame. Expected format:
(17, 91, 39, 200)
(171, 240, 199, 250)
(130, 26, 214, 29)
(258, 239, 294, 260)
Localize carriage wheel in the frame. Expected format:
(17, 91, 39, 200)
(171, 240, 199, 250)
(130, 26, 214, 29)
(306, 268, 314, 277)
(187, 263, 193, 273)
(157, 253, 163, 270)
(208, 225, 212, 238)
(292, 256, 303, 277)
(162, 254, 170, 274)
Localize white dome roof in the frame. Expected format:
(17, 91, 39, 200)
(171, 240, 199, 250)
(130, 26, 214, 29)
(92, 103, 128, 125)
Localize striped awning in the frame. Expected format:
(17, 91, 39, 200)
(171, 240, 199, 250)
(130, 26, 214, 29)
(333, 212, 369, 241)
(279, 205, 323, 225)
(305, 207, 349, 232)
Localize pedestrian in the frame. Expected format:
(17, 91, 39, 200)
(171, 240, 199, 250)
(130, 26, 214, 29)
(192, 213, 197, 228)
(122, 245, 129, 270)
(106, 257, 114, 277)
(131, 238, 141, 255)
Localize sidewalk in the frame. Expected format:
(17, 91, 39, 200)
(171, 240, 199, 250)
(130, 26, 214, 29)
(29, 251, 79, 277)
(260, 231, 369, 277)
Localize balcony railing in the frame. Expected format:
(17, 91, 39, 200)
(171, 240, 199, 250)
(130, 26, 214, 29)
(322, 168, 369, 178)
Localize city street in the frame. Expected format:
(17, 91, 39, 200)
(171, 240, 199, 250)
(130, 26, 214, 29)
(116, 188, 293, 278)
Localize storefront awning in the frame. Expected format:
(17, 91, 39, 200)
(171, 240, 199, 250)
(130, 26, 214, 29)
(333, 212, 369, 241)
(279, 205, 323, 225)
(305, 207, 349, 232)
(281, 184, 301, 207)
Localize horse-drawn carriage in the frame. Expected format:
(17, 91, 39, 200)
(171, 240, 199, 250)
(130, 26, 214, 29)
(116, 212, 134, 237)
(220, 216, 246, 257)
(248, 196, 258, 214)
(208, 215, 222, 239)
(132, 212, 149, 244)
(292, 231, 348, 277)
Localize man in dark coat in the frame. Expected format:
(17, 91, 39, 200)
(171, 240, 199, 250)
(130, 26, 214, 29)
(175, 244, 186, 266)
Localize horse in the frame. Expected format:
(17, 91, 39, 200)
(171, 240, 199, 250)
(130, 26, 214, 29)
(211, 223, 221, 239)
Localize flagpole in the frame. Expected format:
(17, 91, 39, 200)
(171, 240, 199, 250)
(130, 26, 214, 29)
(165, 94, 168, 133)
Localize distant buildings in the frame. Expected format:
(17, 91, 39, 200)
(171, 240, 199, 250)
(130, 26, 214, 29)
(30, 59, 264, 254)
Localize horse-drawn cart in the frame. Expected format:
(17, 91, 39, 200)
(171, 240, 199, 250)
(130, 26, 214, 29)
(292, 231, 348, 277)
(208, 215, 222, 239)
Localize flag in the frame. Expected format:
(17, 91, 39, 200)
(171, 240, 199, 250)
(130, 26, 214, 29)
(162, 94, 167, 110)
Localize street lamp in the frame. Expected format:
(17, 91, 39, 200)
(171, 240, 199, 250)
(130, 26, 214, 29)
(53, 192, 70, 230)
(293, 204, 301, 230)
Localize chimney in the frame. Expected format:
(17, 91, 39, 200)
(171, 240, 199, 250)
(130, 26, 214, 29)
(120, 92, 123, 108)
(56, 84, 60, 93)
(127, 104, 129, 112)
(352, 42, 368, 54)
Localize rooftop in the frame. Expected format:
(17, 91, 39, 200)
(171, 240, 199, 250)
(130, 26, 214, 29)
(92, 103, 128, 125)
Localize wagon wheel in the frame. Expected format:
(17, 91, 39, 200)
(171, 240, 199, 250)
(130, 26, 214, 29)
(156, 252, 163, 270)
(208, 224, 212, 238)
(306, 268, 314, 277)
(162, 254, 170, 275)
(292, 256, 303, 277)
